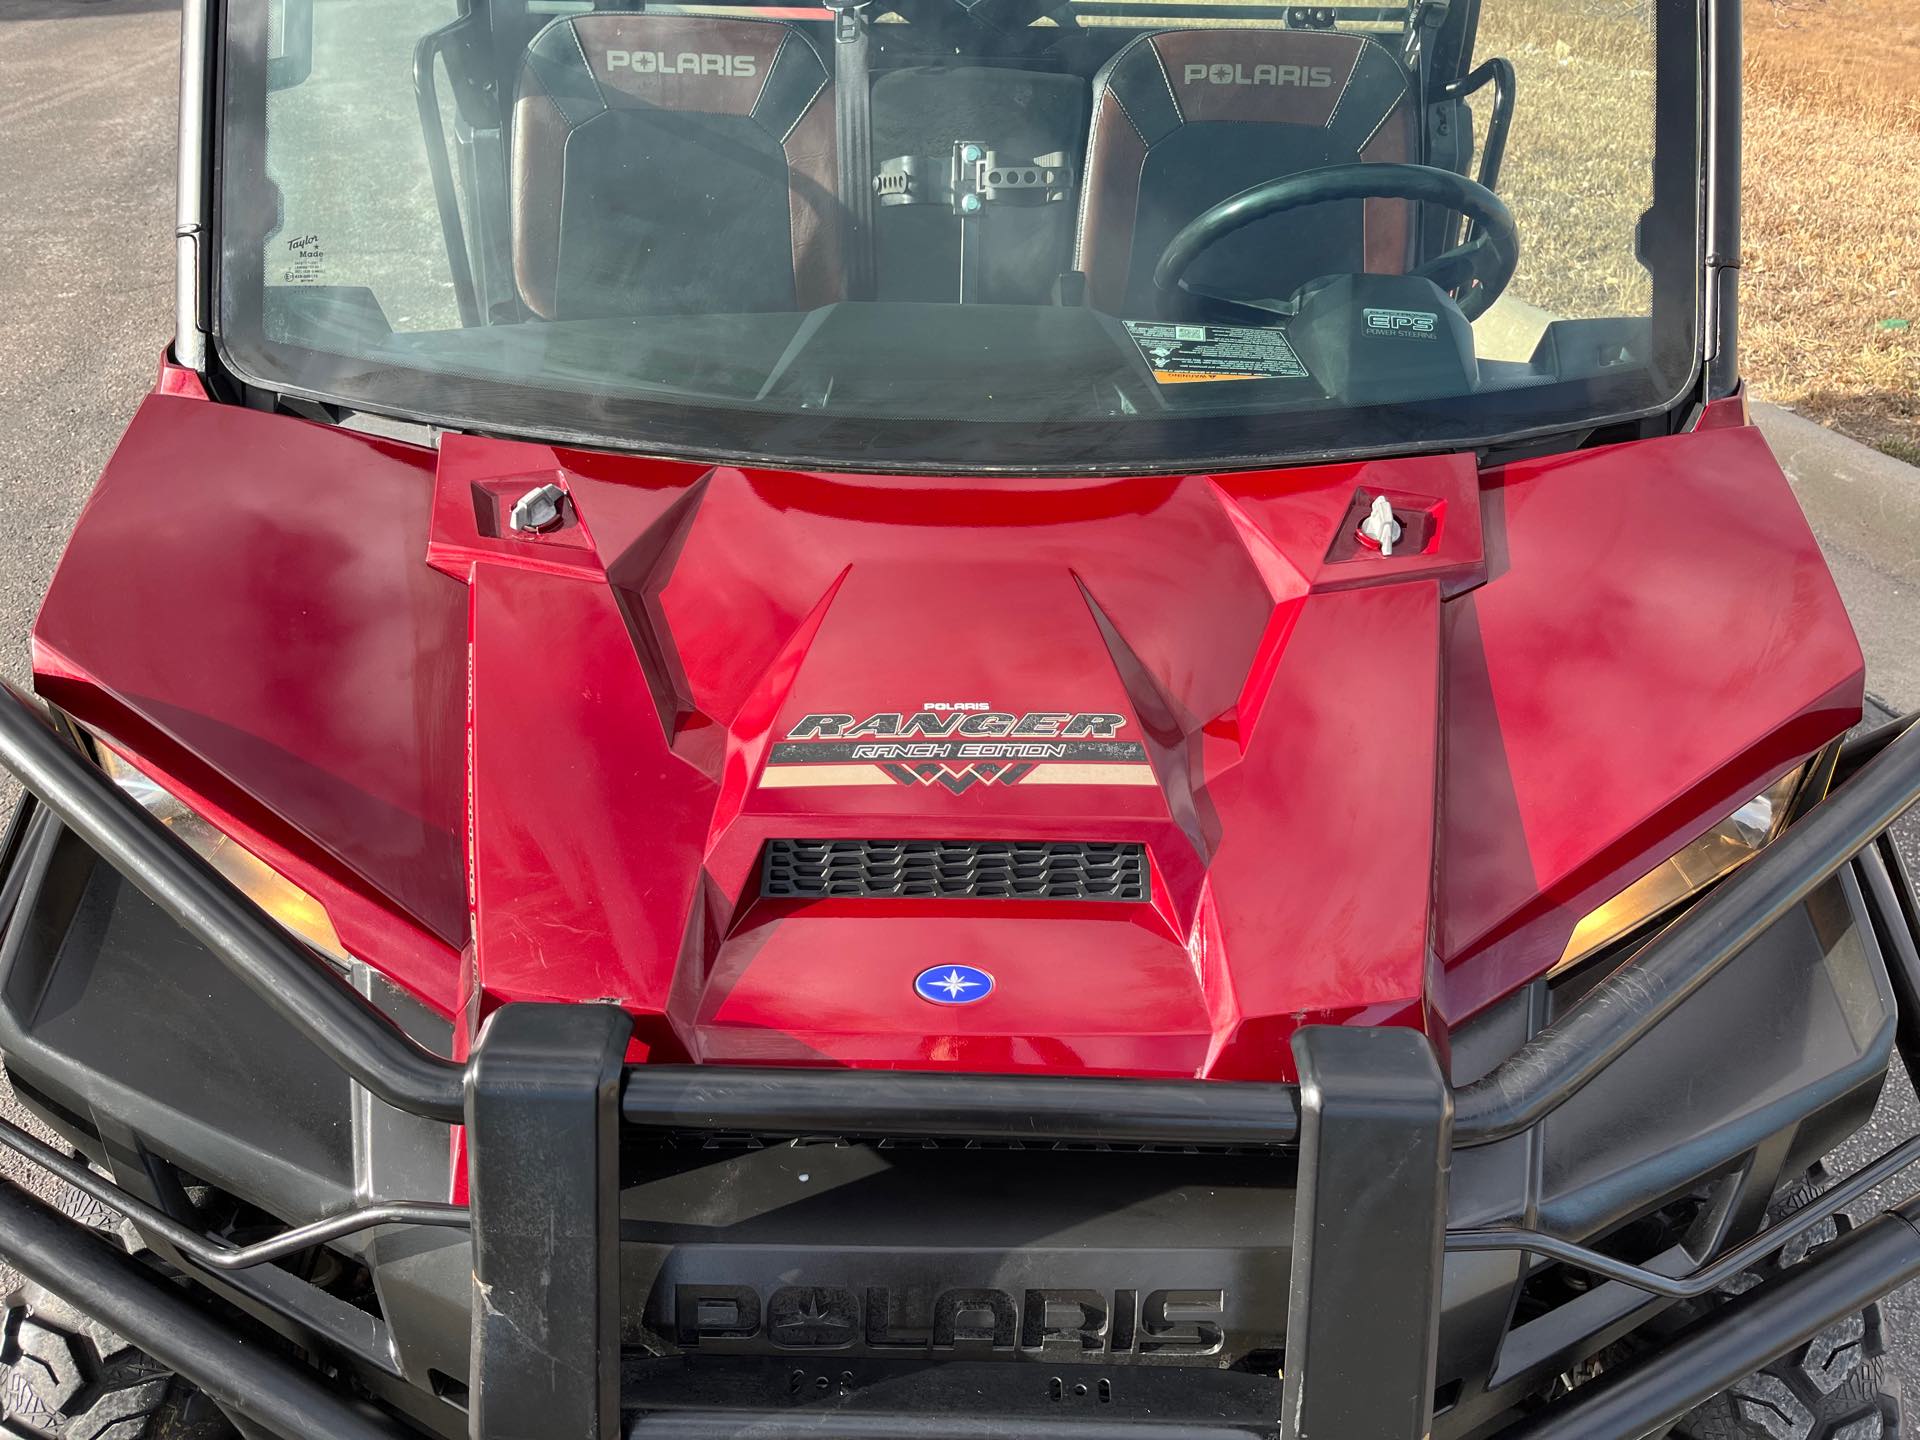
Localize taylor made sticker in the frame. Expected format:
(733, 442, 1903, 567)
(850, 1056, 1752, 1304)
(282, 232, 326, 285)
(1123, 321, 1308, 384)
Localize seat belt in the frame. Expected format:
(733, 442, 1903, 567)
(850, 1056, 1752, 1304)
(828, 0, 877, 300)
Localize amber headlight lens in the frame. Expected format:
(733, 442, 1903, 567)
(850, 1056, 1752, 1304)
(1556, 763, 1811, 973)
(97, 747, 350, 965)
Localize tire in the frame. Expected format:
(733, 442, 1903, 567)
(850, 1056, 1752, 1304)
(0, 1285, 230, 1440)
(1675, 1169, 1905, 1440)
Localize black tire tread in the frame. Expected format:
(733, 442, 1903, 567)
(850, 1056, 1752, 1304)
(1677, 1169, 1906, 1440)
(1678, 1354, 1901, 1440)
(1, 1286, 177, 1440)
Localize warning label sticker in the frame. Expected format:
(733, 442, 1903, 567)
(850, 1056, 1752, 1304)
(1123, 321, 1309, 384)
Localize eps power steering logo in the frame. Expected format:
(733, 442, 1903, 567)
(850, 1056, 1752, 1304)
(1362, 307, 1439, 338)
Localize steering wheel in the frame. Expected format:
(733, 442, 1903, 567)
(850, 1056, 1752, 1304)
(1152, 162, 1520, 324)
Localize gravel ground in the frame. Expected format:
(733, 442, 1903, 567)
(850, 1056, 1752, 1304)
(0, 0, 1918, 1413)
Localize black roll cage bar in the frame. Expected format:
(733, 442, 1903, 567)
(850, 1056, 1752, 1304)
(0, 679, 1916, 1438)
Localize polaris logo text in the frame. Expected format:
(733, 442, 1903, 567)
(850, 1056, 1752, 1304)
(673, 1285, 1225, 1357)
(1362, 307, 1439, 336)
(1183, 62, 1335, 87)
(605, 50, 758, 78)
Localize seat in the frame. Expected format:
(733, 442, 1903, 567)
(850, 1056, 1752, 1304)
(869, 66, 1089, 305)
(511, 14, 841, 319)
(1073, 29, 1421, 316)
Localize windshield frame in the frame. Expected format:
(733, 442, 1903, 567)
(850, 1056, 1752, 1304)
(206, 0, 1709, 477)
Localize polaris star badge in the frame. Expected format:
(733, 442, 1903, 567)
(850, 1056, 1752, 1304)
(914, 965, 995, 1005)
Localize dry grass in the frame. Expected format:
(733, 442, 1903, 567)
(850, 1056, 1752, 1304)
(1474, 1, 1656, 321)
(1742, 0, 1919, 461)
(1477, 0, 1918, 461)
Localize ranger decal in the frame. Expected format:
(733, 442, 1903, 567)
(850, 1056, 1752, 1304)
(761, 703, 1154, 793)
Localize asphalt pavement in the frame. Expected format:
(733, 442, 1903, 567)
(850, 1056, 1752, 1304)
(1, 0, 1919, 1411)
(0, 0, 184, 1282)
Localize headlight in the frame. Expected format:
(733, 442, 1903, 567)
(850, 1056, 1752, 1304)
(1555, 761, 1812, 973)
(97, 746, 350, 965)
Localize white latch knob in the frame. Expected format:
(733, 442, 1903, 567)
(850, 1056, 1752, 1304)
(1358, 495, 1402, 556)
(509, 483, 566, 534)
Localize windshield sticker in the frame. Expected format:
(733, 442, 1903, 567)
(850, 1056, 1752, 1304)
(760, 704, 1156, 794)
(1123, 321, 1308, 384)
(282, 232, 326, 286)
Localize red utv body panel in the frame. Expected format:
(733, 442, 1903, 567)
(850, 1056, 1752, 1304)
(30, 386, 1862, 1080)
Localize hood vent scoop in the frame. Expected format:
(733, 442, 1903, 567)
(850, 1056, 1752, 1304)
(762, 840, 1147, 902)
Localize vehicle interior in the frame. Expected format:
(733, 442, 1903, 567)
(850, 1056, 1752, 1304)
(411, 0, 1529, 398)
(226, 0, 1695, 465)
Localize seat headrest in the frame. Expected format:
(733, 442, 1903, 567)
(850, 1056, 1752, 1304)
(520, 13, 827, 123)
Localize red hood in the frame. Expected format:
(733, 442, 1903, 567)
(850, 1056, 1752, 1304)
(30, 392, 1864, 1080)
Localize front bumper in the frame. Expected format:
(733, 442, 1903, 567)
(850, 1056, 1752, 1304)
(0, 686, 1917, 1440)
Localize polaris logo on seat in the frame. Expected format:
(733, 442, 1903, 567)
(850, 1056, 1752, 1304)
(1182, 62, 1335, 87)
(605, 50, 758, 78)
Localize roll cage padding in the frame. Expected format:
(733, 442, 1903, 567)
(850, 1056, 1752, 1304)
(1074, 29, 1420, 315)
(511, 14, 841, 320)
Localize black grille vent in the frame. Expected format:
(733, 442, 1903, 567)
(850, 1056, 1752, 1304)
(762, 840, 1148, 902)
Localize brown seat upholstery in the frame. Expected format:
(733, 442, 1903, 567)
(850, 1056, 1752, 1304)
(1074, 29, 1420, 316)
(512, 14, 841, 319)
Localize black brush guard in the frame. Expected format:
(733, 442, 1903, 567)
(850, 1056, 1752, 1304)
(0, 682, 1916, 1440)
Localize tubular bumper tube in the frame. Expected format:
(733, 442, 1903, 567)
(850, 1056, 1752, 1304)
(1454, 712, 1920, 1144)
(621, 1063, 1301, 1146)
(1505, 1198, 1920, 1440)
(0, 682, 466, 1122)
(0, 679, 1916, 1439)
(0, 1110, 469, 1270)
(0, 673, 1911, 1148)
(623, 1419, 1268, 1438)
(0, 1172, 420, 1440)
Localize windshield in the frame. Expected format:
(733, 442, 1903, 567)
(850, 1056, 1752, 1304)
(216, 0, 1701, 473)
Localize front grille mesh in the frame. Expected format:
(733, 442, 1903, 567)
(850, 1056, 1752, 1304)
(762, 840, 1148, 901)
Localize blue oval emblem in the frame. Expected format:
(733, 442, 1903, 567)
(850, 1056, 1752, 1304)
(914, 964, 994, 1005)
